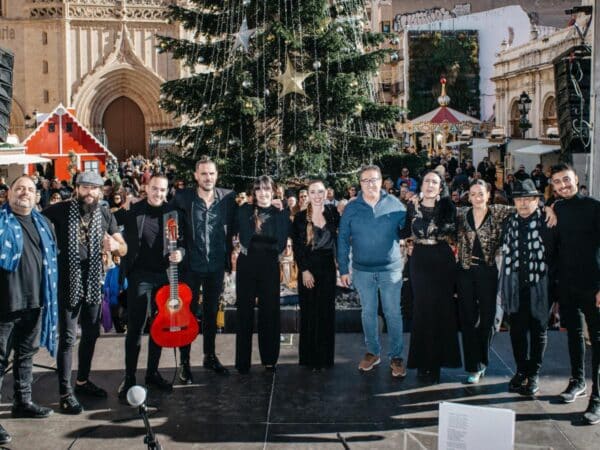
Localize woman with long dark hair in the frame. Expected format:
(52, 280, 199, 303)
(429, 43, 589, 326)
(401, 171, 461, 383)
(455, 180, 513, 384)
(235, 176, 290, 374)
(291, 180, 340, 371)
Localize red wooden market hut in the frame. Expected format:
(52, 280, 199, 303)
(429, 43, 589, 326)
(23, 104, 116, 181)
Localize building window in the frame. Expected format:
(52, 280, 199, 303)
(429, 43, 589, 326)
(43, 90, 49, 103)
(381, 21, 391, 33)
(66, 122, 73, 132)
(42, 32, 48, 45)
(42, 60, 48, 74)
(83, 160, 99, 173)
(48, 123, 56, 133)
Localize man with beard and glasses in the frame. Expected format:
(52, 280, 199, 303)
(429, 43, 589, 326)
(0, 176, 58, 445)
(170, 156, 237, 382)
(44, 172, 127, 414)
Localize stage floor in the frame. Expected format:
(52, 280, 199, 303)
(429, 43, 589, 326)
(1, 332, 598, 449)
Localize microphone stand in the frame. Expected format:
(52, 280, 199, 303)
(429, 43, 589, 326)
(138, 402, 162, 450)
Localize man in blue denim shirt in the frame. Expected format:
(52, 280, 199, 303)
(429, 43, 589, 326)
(338, 165, 407, 377)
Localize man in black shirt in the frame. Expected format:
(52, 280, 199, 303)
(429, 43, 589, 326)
(44, 172, 127, 415)
(171, 156, 237, 381)
(0, 176, 56, 445)
(550, 163, 600, 425)
(118, 176, 182, 399)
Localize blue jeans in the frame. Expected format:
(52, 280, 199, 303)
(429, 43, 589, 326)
(352, 268, 404, 359)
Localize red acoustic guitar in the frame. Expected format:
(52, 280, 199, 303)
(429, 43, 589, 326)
(151, 215, 199, 348)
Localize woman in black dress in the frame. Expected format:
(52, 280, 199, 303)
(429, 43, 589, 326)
(402, 171, 461, 383)
(235, 175, 290, 374)
(291, 180, 339, 371)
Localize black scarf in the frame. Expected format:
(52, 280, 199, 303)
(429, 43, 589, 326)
(67, 200, 103, 308)
(500, 209, 549, 323)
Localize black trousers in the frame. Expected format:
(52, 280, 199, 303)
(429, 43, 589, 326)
(457, 265, 498, 373)
(298, 251, 336, 369)
(235, 251, 280, 371)
(57, 298, 102, 396)
(561, 285, 600, 398)
(508, 289, 547, 377)
(179, 269, 224, 363)
(0, 308, 41, 404)
(124, 270, 167, 380)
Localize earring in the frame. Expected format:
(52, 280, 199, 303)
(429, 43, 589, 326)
(436, 194, 440, 202)
(419, 192, 424, 200)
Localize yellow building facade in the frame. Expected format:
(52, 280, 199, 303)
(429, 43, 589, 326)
(0, 0, 185, 160)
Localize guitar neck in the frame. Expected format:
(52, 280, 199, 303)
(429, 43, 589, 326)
(168, 239, 178, 300)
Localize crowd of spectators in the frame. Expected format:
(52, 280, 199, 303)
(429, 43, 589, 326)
(0, 153, 589, 225)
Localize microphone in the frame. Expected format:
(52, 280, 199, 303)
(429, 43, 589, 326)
(126, 385, 147, 407)
(126, 385, 162, 450)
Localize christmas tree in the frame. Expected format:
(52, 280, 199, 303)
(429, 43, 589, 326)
(157, 0, 399, 188)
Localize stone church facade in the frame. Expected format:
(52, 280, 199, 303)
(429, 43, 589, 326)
(0, 0, 186, 161)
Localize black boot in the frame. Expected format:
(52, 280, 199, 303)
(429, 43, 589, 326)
(118, 376, 136, 401)
(520, 376, 539, 397)
(179, 362, 194, 384)
(12, 401, 53, 419)
(508, 372, 527, 393)
(145, 371, 173, 392)
(203, 354, 229, 375)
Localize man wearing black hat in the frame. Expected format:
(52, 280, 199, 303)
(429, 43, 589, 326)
(550, 163, 600, 425)
(44, 171, 127, 414)
(500, 179, 556, 397)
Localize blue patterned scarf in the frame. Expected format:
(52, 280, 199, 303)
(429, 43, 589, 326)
(0, 204, 59, 357)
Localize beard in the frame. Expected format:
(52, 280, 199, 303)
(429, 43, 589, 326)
(14, 196, 34, 209)
(78, 195, 99, 214)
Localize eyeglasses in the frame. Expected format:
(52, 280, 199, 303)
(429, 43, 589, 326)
(360, 177, 380, 185)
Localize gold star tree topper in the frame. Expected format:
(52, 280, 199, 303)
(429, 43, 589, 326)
(272, 56, 313, 98)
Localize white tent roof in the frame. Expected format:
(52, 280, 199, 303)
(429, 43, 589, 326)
(513, 144, 560, 155)
(0, 154, 52, 165)
(469, 139, 492, 151)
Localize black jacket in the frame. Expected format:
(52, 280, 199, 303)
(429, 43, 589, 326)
(553, 193, 600, 295)
(119, 200, 180, 279)
(170, 187, 237, 273)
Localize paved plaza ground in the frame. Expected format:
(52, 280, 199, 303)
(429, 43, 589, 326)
(1, 332, 598, 449)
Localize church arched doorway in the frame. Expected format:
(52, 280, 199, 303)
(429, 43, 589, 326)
(102, 96, 146, 161)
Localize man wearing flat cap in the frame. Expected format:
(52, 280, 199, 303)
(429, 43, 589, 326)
(500, 179, 556, 397)
(44, 171, 127, 414)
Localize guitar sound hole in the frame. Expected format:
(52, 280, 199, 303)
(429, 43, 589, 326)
(167, 298, 182, 311)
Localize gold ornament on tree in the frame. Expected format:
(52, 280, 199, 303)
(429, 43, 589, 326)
(272, 55, 313, 98)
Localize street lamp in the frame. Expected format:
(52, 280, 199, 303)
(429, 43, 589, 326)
(518, 91, 532, 138)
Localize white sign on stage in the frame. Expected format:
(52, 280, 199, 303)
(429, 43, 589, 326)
(438, 402, 515, 450)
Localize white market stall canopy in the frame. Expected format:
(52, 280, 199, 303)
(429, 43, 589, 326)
(512, 144, 560, 155)
(0, 154, 52, 165)
(470, 138, 493, 151)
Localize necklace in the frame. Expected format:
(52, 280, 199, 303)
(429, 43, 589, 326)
(78, 214, 92, 245)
